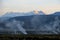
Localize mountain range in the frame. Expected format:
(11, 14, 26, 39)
(0, 11, 45, 22)
(2, 11, 45, 17)
(0, 11, 60, 34)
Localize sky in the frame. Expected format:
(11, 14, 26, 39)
(0, 0, 60, 15)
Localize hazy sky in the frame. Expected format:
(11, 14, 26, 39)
(0, 0, 60, 15)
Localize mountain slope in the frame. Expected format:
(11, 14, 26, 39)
(51, 12, 60, 15)
(0, 11, 60, 34)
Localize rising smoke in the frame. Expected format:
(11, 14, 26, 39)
(5, 19, 27, 34)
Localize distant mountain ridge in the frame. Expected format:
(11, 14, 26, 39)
(53, 12, 60, 15)
(0, 11, 45, 22)
(1, 11, 45, 17)
(0, 11, 60, 34)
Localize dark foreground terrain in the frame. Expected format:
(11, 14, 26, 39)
(0, 34, 60, 40)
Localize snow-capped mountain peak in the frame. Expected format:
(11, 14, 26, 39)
(2, 11, 45, 17)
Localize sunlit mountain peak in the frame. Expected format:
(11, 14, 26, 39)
(34, 10, 39, 14)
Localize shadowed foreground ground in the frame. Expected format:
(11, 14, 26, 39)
(0, 34, 60, 40)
